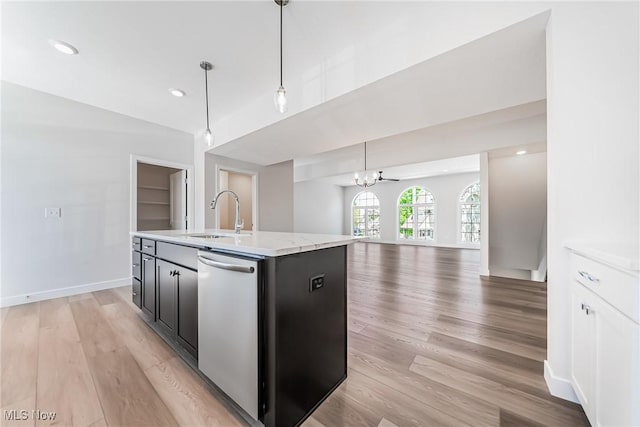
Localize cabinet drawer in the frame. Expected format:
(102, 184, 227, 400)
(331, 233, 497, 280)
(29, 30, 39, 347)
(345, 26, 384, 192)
(157, 242, 198, 271)
(572, 253, 639, 323)
(132, 251, 141, 280)
(132, 237, 141, 251)
(141, 239, 156, 255)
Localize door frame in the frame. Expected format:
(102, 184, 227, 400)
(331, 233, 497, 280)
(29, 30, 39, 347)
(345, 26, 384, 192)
(214, 164, 259, 231)
(130, 155, 195, 232)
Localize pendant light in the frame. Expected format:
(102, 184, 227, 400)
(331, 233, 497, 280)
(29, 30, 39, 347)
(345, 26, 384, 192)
(354, 141, 378, 188)
(274, 0, 288, 113)
(200, 61, 214, 146)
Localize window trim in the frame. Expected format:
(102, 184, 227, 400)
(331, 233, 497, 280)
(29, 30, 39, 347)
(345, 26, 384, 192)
(396, 186, 437, 242)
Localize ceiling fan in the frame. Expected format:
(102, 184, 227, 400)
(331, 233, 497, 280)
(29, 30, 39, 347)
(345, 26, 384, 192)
(377, 170, 400, 182)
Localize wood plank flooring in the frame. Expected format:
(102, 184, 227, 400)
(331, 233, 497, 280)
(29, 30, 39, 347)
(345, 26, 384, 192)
(0, 242, 588, 426)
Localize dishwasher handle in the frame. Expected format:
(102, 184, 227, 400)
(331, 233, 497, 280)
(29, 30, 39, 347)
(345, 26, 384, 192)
(198, 255, 255, 274)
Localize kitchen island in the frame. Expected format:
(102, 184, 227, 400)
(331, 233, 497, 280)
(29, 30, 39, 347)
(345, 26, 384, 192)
(130, 229, 358, 427)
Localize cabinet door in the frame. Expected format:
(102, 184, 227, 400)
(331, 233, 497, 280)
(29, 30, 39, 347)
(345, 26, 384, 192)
(176, 266, 198, 357)
(141, 255, 156, 319)
(156, 260, 176, 336)
(595, 298, 640, 427)
(132, 278, 142, 308)
(571, 281, 595, 420)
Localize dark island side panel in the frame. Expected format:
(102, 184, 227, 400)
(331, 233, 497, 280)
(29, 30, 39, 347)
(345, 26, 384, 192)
(268, 245, 347, 427)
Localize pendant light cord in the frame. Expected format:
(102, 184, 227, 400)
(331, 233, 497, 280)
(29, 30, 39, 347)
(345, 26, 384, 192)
(280, 0, 283, 87)
(364, 141, 367, 171)
(204, 68, 210, 129)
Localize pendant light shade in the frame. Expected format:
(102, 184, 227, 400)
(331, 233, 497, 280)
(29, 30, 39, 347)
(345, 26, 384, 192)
(354, 141, 378, 188)
(274, 0, 288, 113)
(200, 61, 214, 146)
(274, 85, 287, 113)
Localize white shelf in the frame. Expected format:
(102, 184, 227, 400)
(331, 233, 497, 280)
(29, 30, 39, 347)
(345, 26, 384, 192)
(138, 201, 170, 206)
(138, 185, 169, 191)
(139, 217, 170, 221)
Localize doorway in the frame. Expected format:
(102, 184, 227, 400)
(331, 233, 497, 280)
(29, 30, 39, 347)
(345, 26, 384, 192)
(131, 156, 194, 232)
(216, 168, 257, 231)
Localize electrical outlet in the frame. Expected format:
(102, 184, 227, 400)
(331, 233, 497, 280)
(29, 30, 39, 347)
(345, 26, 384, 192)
(309, 274, 325, 292)
(45, 207, 61, 219)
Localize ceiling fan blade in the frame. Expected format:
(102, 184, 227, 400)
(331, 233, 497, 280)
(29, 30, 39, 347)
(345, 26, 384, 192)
(378, 171, 401, 182)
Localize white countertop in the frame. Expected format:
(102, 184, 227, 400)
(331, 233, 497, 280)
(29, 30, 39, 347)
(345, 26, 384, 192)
(131, 229, 361, 257)
(565, 240, 640, 272)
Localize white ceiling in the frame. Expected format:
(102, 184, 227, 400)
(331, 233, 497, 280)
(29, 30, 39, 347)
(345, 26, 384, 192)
(317, 154, 481, 187)
(1, 1, 425, 134)
(2, 2, 547, 167)
(210, 10, 547, 165)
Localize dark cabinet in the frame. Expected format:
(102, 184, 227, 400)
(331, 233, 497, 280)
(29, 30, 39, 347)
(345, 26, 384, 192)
(176, 267, 198, 355)
(132, 249, 142, 308)
(156, 260, 176, 335)
(156, 259, 198, 357)
(132, 278, 142, 308)
(141, 254, 156, 319)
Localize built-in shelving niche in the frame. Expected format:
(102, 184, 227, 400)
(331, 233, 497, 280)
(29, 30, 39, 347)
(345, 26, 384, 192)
(137, 163, 182, 231)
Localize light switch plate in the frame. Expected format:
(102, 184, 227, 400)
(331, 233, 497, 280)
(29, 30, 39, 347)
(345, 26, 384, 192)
(45, 207, 61, 218)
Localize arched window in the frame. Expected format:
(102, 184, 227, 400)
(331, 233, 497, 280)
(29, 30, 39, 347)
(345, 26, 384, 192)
(459, 182, 481, 243)
(398, 186, 435, 240)
(352, 192, 380, 238)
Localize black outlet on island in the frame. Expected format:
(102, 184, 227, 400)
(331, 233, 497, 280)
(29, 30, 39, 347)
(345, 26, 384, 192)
(309, 274, 325, 292)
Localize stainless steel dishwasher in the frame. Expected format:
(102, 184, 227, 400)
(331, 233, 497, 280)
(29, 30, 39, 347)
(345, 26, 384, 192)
(197, 250, 259, 420)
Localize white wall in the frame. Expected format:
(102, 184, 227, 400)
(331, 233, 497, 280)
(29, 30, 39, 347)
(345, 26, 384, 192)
(204, 154, 294, 232)
(258, 160, 293, 232)
(343, 172, 480, 247)
(294, 181, 344, 235)
(0, 82, 194, 306)
(227, 171, 253, 230)
(545, 2, 639, 399)
(489, 152, 547, 273)
(218, 170, 230, 229)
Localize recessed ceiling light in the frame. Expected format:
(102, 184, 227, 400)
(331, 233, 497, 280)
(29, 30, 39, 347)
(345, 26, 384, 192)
(442, 169, 449, 172)
(48, 39, 78, 55)
(169, 89, 186, 97)
(516, 150, 527, 156)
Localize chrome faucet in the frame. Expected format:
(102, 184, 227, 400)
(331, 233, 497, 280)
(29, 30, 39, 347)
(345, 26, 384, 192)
(210, 190, 244, 234)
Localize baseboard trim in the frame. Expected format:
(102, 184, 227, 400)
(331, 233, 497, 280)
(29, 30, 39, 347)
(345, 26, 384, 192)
(1, 277, 131, 307)
(364, 239, 481, 250)
(544, 360, 579, 403)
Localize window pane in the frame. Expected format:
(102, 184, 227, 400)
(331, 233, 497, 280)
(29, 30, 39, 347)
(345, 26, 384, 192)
(459, 184, 480, 243)
(352, 208, 365, 236)
(460, 182, 480, 203)
(354, 191, 379, 207)
(399, 189, 413, 205)
(368, 208, 380, 238)
(399, 206, 413, 239)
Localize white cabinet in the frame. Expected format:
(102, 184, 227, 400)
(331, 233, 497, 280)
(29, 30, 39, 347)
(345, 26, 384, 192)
(569, 250, 640, 427)
(571, 280, 596, 419)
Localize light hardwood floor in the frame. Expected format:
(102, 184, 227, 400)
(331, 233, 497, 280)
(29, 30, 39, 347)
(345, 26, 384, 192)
(0, 243, 588, 426)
